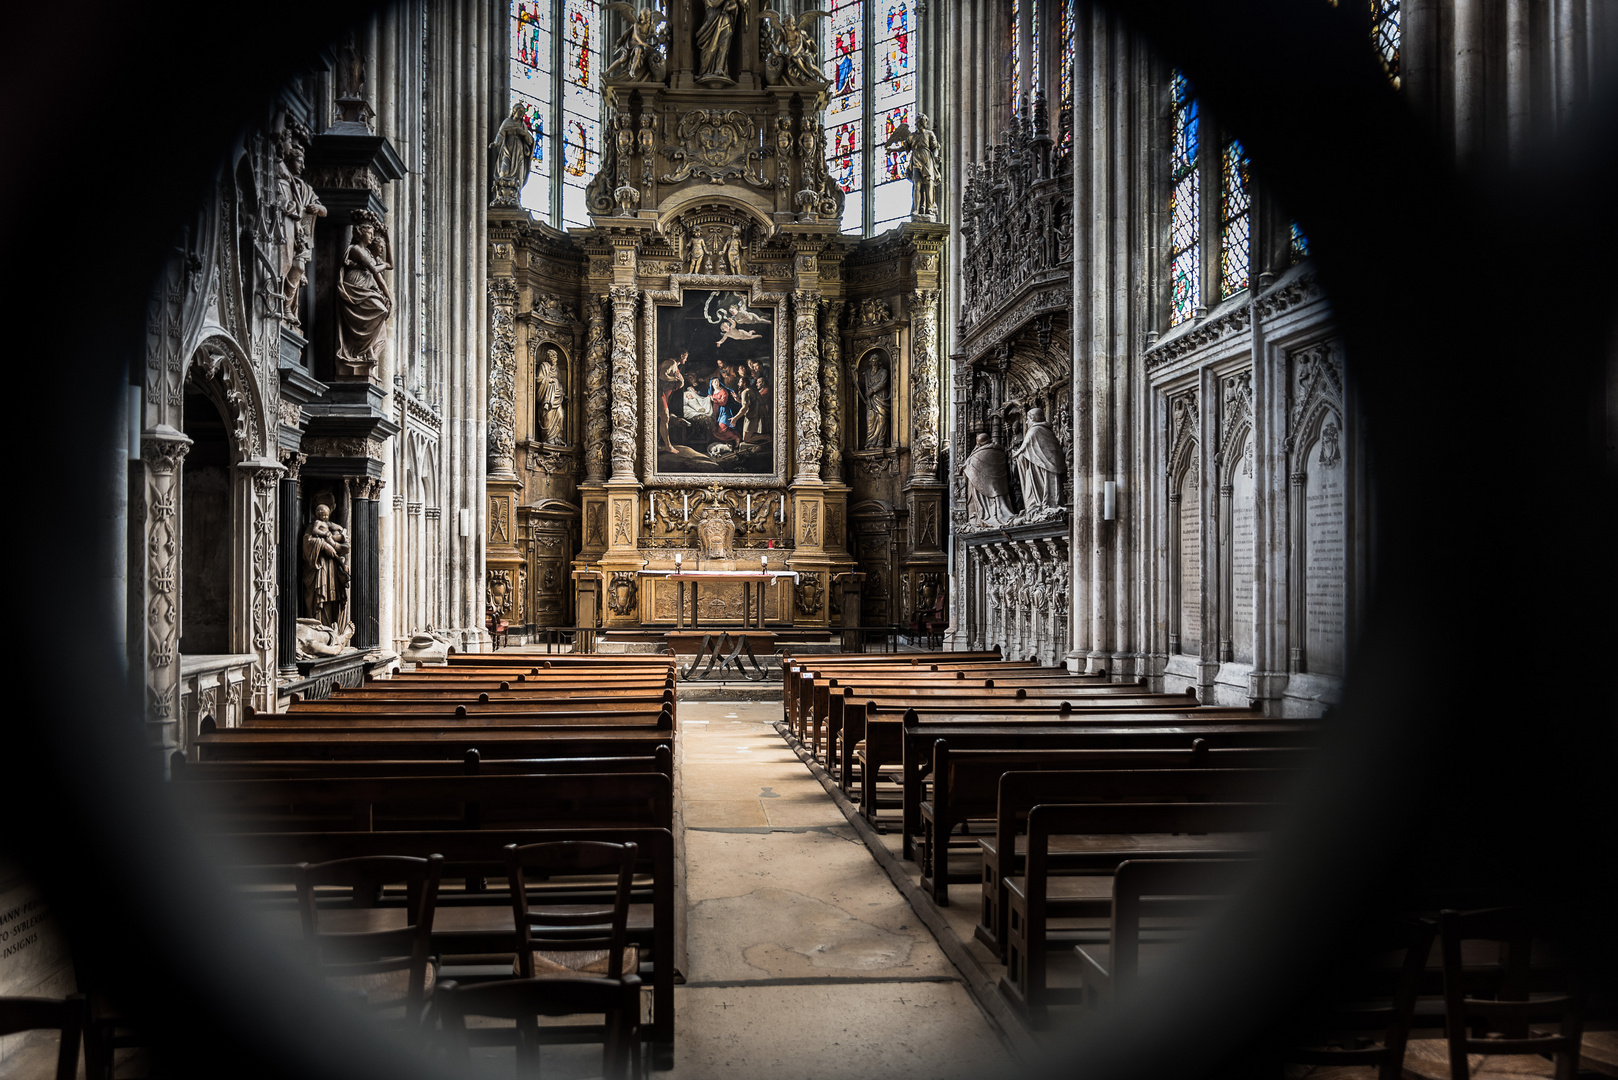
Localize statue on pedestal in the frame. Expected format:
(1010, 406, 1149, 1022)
(537, 345, 567, 445)
(276, 124, 326, 325)
(335, 210, 393, 374)
(298, 502, 353, 658)
(490, 103, 536, 205)
(857, 352, 891, 449)
(761, 8, 831, 86)
(883, 113, 940, 220)
(603, 3, 669, 82)
(1011, 406, 1066, 514)
(964, 433, 1015, 527)
(696, 0, 746, 85)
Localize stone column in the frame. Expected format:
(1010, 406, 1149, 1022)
(792, 288, 823, 482)
(139, 426, 190, 767)
(583, 297, 611, 483)
(909, 288, 941, 481)
(819, 299, 845, 482)
(278, 452, 304, 674)
(240, 458, 284, 712)
(348, 476, 385, 649)
(488, 278, 519, 481)
(608, 286, 640, 483)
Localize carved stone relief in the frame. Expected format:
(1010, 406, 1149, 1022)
(488, 278, 518, 476)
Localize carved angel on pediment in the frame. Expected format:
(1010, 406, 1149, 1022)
(603, 2, 669, 82)
(760, 8, 831, 87)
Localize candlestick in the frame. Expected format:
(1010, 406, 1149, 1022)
(675, 552, 682, 570)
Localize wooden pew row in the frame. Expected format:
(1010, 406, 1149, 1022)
(443, 654, 676, 668)
(223, 826, 677, 1050)
(195, 728, 676, 762)
(781, 656, 1029, 734)
(896, 715, 1320, 858)
(973, 748, 1314, 954)
(785, 660, 1055, 738)
(174, 772, 671, 835)
(267, 697, 677, 722)
(851, 701, 1267, 811)
(368, 671, 677, 687)
(800, 672, 1125, 753)
(919, 758, 1298, 906)
(820, 682, 1185, 773)
(1001, 801, 1277, 1020)
(234, 708, 674, 730)
(173, 748, 673, 781)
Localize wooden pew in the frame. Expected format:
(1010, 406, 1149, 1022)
(268, 698, 676, 722)
(224, 826, 677, 1052)
(782, 655, 1027, 735)
(785, 659, 1052, 739)
(974, 747, 1314, 954)
(173, 748, 674, 781)
(1001, 801, 1276, 1020)
(237, 709, 673, 730)
(195, 728, 677, 762)
(443, 654, 676, 668)
(895, 713, 1318, 857)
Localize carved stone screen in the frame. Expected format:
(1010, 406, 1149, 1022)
(1304, 427, 1347, 676)
(1178, 468, 1202, 654)
(1230, 443, 1256, 664)
(653, 289, 778, 477)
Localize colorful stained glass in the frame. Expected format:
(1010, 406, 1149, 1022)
(830, 121, 860, 193)
(878, 104, 912, 182)
(1030, 0, 1041, 102)
(1290, 221, 1311, 263)
(1371, 0, 1401, 87)
(1059, 0, 1075, 145)
(1169, 70, 1200, 325)
(563, 0, 594, 89)
(1220, 138, 1251, 298)
(870, 1, 915, 232)
(510, 0, 552, 219)
(1009, 0, 1020, 106)
(824, 0, 865, 234)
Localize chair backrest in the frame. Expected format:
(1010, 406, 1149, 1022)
(293, 853, 443, 1019)
(0, 995, 84, 1080)
(506, 840, 639, 980)
(1109, 858, 1257, 997)
(1437, 906, 1584, 1080)
(1277, 917, 1436, 1080)
(436, 975, 638, 1079)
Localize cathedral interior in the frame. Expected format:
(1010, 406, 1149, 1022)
(2, 0, 1615, 1077)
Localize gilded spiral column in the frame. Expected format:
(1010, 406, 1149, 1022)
(792, 288, 823, 481)
(819, 299, 845, 482)
(909, 288, 941, 480)
(487, 278, 518, 480)
(583, 297, 611, 483)
(608, 285, 640, 482)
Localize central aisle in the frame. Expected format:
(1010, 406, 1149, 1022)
(665, 701, 1016, 1079)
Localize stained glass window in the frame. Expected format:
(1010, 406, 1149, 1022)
(1219, 138, 1251, 298)
(1290, 221, 1311, 264)
(871, 1, 916, 232)
(1168, 70, 1201, 326)
(1059, 0, 1075, 146)
(506, 0, 603, 227)
(1370, 0, 1400, 88)
(1029, 0, 1041, 104)
(510, 0, 552, 218)
(1009, 0, 1021, 107)
(825, 0, 865, 234)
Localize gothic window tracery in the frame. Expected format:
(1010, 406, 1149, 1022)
(508, 0, 603, 227)
(1220, 137, 1251, 298)
(1168, 69, 1200, 326)
(825, 0, 865, 232)
(823, 0, 918, 236)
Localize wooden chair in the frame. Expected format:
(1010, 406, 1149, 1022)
(486, 606, 511, 649)
(0, 994, 85, 1080)
(436, 976, 640, 1079)
(1273, 917, 1436, 1080)
(507, 840, 639, 983)
(293, 854, 443, 1030)
(1402, 907, 1585, 1080)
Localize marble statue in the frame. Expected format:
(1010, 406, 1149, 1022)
(401, 627, 453, 665)
(276, 125, 326, 325)
(761, 9, 831, 86)
(883, 113, 940, 220)
(336, 210, 393, 372)
(603, 3, 669, 81)
(295, 618, 355, 659)
(537, 345, 566, 444)
(489, 103, 536, 204)
(696, 0, 745, 85)
(964, 433, 1015, 526)
(857, 351, 891, 449)
(301, 503, 352, 631)
(1011, 406, 1065, 512)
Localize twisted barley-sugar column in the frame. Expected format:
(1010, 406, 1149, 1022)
(609, 286, 640, 482)
(910, 288, 941, 479)
(583, 297, 611, 483)
(793, 289, 823, 481)
(487, 278, 518, 479)
(819, 299, 845, 482)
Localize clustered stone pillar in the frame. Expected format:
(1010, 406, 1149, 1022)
(909, 288, 940, 480)
(277, 452, 304, 674)
(488, 278, 519, 481)
(792, 289, 823, 481)
(583, 297, 611, 484)
(608, 285, 640, 483)
(819, 299, 845, 482)
(348, 476, 384, 649)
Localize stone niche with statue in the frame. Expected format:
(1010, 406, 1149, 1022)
(484, 1, 948, 638)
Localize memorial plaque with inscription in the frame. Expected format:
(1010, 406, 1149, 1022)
(1304, 435, 1347, 676)
(1230, 449, 1256, 664)
(1179, 472, 1202, 653)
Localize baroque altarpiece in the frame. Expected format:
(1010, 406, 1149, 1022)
(484, 5, 948, 638)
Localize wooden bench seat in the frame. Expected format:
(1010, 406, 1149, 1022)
(194, 728, 677, 762)
(172, 749, 674, 781)
(1001, 802, 1276, 1019)
(786, 660, 1055, 738)
(234, 706, 673, 730)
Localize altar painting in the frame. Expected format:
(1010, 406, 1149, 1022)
(654, 289, 777, 476)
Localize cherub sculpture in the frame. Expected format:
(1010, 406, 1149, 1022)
(760, 8, 831, 86)
(602, 2, 669, 82)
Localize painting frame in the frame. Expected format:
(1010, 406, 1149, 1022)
(642, 276, 791, 488)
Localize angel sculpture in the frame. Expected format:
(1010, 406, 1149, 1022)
(760, 8, 831, 86)
(602, 2, 669, 82)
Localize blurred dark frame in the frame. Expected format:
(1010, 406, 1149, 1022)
(1, 1, 1613, 1078)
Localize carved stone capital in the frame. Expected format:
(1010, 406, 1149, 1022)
(141, 429, 193, 475)
(278, 449, 306, 479)
(347, 475, 386, 501)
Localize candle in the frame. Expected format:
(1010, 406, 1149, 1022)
(746, 493, 752, 519)
(683, 491, 689, 520)
(761, 555, 768, 573)
(777, 495, 785, 522)
(675, 552, 682, 570)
